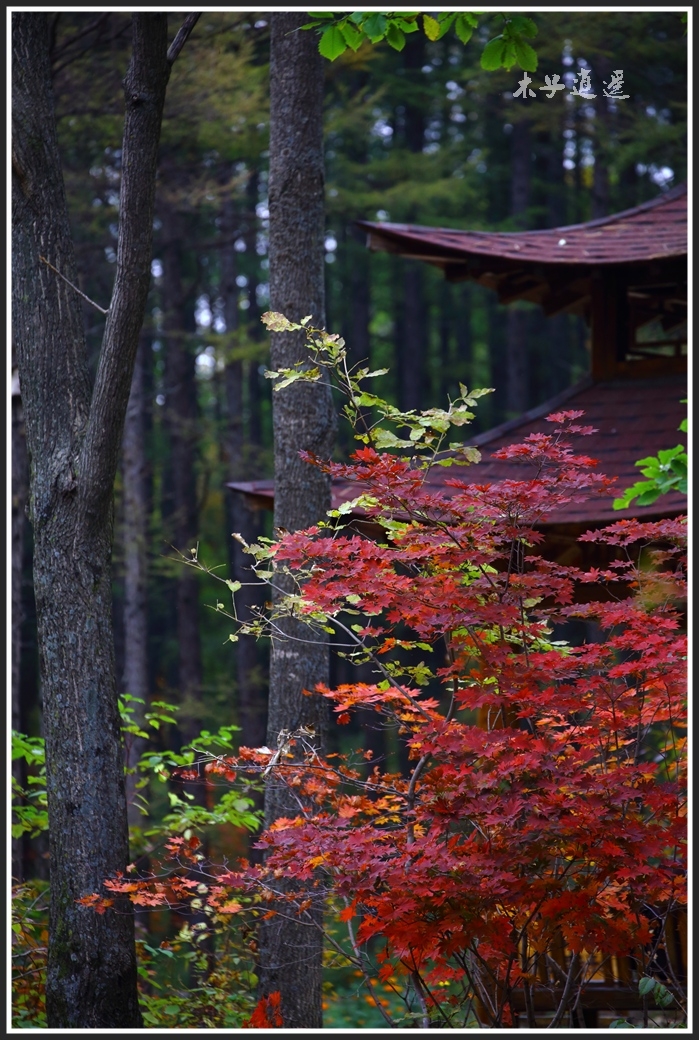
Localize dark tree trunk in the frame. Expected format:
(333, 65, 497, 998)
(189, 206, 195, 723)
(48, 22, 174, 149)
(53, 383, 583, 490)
(398, 33, 427, 412)
(258, 12, 336, 1029)
(506, 119, 531, 416)
(591, 57, 612, 220)
(349, 229, 371, 369)
(401, 262, 426, 411)
(12, 367, 29, 882)
(12, 12, 170, 1027)
(161, 213, 202, 739)
(219, 189, 267, 763)
(121, 333, 151, 826)
(244, 166, 264, 450)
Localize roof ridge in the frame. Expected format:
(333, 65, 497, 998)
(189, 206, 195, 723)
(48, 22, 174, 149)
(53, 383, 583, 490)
(357, 183, 687, 241)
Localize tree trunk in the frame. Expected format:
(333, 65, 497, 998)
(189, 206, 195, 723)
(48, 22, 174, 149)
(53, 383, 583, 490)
(591, 57, 612, 220)
(12, 12, 170, 1027)
(258, 13, 336, 1028)
(121, 333, 151, 827)
(12, 366, 29, 882)
(219, 188, 268, 764)
(161, 211, 202, 739)
(399, 33, 427, 413)
(506, 119, 531, 416)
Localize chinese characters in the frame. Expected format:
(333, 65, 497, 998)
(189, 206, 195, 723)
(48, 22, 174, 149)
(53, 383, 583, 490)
(513, 69, 630, 100)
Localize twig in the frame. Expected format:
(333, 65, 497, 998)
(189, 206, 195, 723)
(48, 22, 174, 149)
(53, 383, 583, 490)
(167, 13, 201, 64)
(39, 256, 109, 315)
(548, 951, 580, 1029)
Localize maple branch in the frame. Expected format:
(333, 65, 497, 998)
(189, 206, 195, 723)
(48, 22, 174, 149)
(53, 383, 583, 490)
(328, 615, 433, 721)
(341, 915, 396, 1028)
(548, 951, 581, 1029)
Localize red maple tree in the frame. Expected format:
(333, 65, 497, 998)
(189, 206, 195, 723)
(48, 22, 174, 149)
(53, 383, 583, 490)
(90, 318, 687, 1028)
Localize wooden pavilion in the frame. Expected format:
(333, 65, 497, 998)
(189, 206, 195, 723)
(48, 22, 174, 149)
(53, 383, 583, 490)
(355, 184, 688, 531)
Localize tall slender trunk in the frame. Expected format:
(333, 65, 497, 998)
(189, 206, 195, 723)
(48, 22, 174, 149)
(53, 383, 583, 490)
(506, 119, 531, 416)
(398, 33, 427, 412)
(121, 333, 151, 826)
(12, 13, 171, 1026)
(220, 188, 267, 762)
(161, 213, 202, 738)
(258, 13, 336, 1028)
(591, 57, 612, 220)
(12, 367, 29, 882)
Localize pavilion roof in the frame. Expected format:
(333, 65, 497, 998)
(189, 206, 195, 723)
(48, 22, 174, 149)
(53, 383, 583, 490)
(357, 183, 687, 270)
(356, 184, 687, 318)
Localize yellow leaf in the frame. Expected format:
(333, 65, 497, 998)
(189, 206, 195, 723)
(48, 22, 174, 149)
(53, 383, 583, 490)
(423, 14, 440, 40)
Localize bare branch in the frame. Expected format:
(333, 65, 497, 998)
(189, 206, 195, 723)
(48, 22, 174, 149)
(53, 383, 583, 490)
(167, 13, 201, 65)
(39, 256, 109, 315)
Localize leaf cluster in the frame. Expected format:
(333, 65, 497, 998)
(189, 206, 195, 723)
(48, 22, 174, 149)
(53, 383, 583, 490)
(302, 11, 536, 71)
(613, 409, 688, 510)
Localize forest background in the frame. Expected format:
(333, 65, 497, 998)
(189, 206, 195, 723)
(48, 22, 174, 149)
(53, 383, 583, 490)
(11, 8, 687, 1029)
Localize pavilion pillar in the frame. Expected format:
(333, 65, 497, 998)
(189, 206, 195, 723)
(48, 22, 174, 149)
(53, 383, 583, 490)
(590, 268, 629, 381)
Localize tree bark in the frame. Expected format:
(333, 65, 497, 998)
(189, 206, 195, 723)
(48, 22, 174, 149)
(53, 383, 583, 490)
(258, 13, 336, 1028)
(220, 189, 268, 761)
(161, 210, 202, 738)
(506, 119, 531, 416)
(12, 12, 170, 1027)
(121, 333, 151, 826)
(398, 33, 427, 413)
(12, 366, 29, 882)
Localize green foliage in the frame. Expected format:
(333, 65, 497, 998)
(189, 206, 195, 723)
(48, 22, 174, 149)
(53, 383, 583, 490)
(11, 700, 263, 1028)
(136, 930, 258, 1028)
(261, 311, 492, 463)
(11, 881, 49, 1028)
(480, 15, 538, 72)
(613, 407, 688, 510)
(639, 976, 677, 1009)
(303, 11, 535, 71)
(11, 733, 48, 840)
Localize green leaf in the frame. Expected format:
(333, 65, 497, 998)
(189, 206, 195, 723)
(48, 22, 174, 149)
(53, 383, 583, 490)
(307, 12, 335, 19)
(340, 20, 364, 51)
(362, 13, 387, 41)
(635, 486, 663, 506)
(638, 977, 655, 996)
(513, 37, 538, 72)
(454, 14, 475, 45)
(653, 981, 674, 1008)
(318, 25, 348, 60)
(502, 41, 518, 70)
(394, 17, 420, 33)
(508, 15, 538, 38)
(435, 13, 456, 38)
(373, 428, 415, 450)
(385, 23, 406, 51)
(480, 37, 506, 71)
